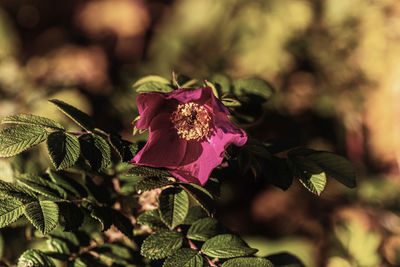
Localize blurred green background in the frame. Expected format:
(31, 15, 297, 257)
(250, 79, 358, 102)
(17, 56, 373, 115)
(1, 0, 400, 266)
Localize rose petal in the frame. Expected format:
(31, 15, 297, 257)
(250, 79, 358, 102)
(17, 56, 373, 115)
(130, 113, 187, 168)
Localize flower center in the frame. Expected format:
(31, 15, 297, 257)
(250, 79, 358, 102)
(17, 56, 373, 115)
(170, 102, 211, 141)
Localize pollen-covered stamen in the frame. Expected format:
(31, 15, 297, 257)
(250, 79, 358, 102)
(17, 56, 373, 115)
(171, 102, 211, 141)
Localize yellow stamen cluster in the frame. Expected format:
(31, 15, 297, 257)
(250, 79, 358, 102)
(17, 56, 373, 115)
(170, 102, 211, 141)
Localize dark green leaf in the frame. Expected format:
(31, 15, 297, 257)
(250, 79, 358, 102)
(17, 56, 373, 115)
(201, 234, 258, 259)
(18, 249, 55, 267)
(289, 156, 326, 195)
(92, 243, 133, 265)
(81, 202, 111, 231)
(79, 134, 111, 171)
(47, 169, 87, 198)
(49, 99, 94, 131)
(0, 199, 24, 227)
(2, 113, 65, 130)
(209, 74, 232, 95)
(187, 218, 220, 241)
(135, 176, 174, 192)
(137, 209, 168, 231)
(128, 165, 171, 177)
(232, 77, 274, 100)
(47, 131, 80, 170)
(0, 125, 48, 157)
(24, 200, 59, 235)
(159, 187, 189, 229)
(109, 134, 138, 162)
(305, 151, 356, 188)
(221, 257, 274, 267)
(47, 237, 71, 255)
(0, 180, 37, 201)
(183, 206, 208, 225)
(179, 183, 215, 215)
(266, 252, 305, 267)
(141, 230, 183, 260)
(17, 174, 68, 200)
(163, 248, 203, 267)
(57, 202, 83, 232)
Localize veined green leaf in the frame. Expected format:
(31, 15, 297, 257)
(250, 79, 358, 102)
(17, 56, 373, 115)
(135, 176, 174, 192)
(159, 187, 189, 229)
(140, 230, 183, 260)
(47, 131, 80, 170)
(49, 99, 94, 131)
(24, 200, 59, 235)
(109, 134, 138, 162)
(18, 249, 56, 267)
(163, 248, 203, 267)
(1, 113, 65, 130)
(201, 234, 258, 259)
(47, 169, 87, 198)
(182, 206, 208, 225)
(17, 174, 68, 200)
(306, 151, 356, 188)
(81, 202, 111, 231)
(128, 165, 171, 177)
(0, 180, 37, 201)
(0, 125, 48, 157)
(137, 209, 168, 231)
(221, 257, 274, 267)
(0, 199, 24, 227)
(79, 134, 111, 171)
(187, 217, 220, 241)
(179, 183, 215, 215)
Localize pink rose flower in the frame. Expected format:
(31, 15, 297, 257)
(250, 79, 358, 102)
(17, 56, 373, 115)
(129, 87, 247, 185)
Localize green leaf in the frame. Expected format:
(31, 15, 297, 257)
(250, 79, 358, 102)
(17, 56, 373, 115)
(109, 134, 138, 162)
(221, 257, 274, 267)
(128, 165, 171, 177)
(305, 151, 356, 188)
(49, 99, 94, 131)
(24, 200, 59, 235)
(92, 243, 134, 265)
(79, 134, 111, 171)
(187, 218, 220, 241)
(0, 125, 48, 157)
(266, 252, 305, 267)
(18, 249, 56, 267)
(135, 176, 174, 192)
(163, 248, 203, 267)
(47, 169, 87, 198)
(47, 237, 71, 255)
(0, 180, 37, 201)
(0, 199, 24, 227)
(183, 206, 208, 225)
(289, 156, 327, 195)
(209, 74, 232, 95)
(133, 75, 171, 88)
(159, 187, 189, 229)
(57, 202, 83, 232)
(136, 82, 174, 93)
(221, 97, 241, 107)
(232, 77, 274, 100)
(1, 113, 65, 130)
(81, 202, 111, 231)
(17, 174, 68, 200)
(179, 183, 215, 215)
(47, 131, 80, 170)
(137, 209, 168, 231)
(201, 234, 258, 259)
(140, 230, 183, 260)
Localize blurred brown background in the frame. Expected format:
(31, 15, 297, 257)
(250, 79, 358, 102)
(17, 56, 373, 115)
(1, 0, 400, 266)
